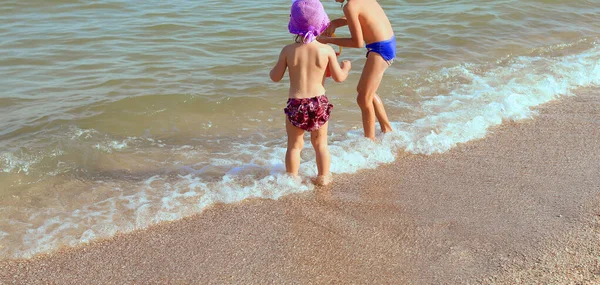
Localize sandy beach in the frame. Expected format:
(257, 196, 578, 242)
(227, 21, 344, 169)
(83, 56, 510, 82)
(1, 90, 599, 284)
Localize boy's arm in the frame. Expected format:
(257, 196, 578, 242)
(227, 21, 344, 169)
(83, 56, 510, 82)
(327, 48, 351, 83)
(332, 17, 348, 28)
(324, 17, 348, 36)
(319, 5, 363, 48)
(270, 48, 287, 82)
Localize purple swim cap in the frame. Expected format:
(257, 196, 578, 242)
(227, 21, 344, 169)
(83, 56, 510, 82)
(288, 0, 330, 44)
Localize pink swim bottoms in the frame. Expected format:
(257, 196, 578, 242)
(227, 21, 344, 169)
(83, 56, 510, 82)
(284, 95, 333, 132)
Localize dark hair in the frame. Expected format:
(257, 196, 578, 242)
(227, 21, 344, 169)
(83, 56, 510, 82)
(294, 34, 303, 43)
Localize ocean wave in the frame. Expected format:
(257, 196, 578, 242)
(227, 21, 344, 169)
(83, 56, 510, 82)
(1, 39, 599, 259)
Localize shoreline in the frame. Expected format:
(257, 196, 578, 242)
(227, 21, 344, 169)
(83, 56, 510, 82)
(2, 90, 599, 284)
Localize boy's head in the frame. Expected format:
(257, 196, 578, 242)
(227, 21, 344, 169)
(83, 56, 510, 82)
(288, 0, 330, 44)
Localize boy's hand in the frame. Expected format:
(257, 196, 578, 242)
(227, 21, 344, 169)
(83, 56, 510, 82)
(323, 24, 337, 37)
(317, 36, 331, 44)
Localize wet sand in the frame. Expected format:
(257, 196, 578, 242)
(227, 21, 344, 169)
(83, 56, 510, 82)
(1, 90, 599, 284)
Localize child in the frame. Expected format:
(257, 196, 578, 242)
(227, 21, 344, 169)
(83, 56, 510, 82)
(318, 0, 395, 141)
(270, 0, 351, 186)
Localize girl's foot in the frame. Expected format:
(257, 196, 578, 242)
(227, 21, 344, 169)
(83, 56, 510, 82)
(313, 174, 332, 186)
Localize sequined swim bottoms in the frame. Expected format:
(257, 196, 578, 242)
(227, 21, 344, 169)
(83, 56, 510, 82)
(284, 95, 333, 132)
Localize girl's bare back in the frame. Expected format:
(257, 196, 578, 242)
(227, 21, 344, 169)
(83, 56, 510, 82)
(284, 42, 329, 99)
(273, 41, 350, 99)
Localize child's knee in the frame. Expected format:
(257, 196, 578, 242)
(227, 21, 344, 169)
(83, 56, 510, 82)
(356, 94, 372, 108)
(308, 133, 322, 145)
(310, 139, 322, 149)
(288, 138, 304, 150)
(312, 138, 329, 151)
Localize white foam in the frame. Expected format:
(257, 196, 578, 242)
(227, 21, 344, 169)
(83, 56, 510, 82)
(386, 44, 600, 155)
(1, 152, 34, 174)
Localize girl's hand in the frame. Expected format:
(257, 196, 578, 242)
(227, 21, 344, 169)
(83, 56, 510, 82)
(340, 60, 351, 71)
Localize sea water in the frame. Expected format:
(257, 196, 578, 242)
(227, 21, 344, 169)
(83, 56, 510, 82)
(1, 0, 599, 258)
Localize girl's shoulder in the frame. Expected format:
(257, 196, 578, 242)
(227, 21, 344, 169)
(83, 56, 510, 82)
(282, 42, 302, 53)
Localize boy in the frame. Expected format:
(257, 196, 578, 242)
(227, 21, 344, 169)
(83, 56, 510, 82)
(318, 0, 395, 140)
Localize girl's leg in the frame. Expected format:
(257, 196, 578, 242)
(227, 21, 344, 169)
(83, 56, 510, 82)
(356, 52, 393, 140)
(310, 122, 331, 185)
(285, 119, 305, 176)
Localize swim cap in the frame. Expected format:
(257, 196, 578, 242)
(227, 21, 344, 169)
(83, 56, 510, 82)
(288, 0, 330, 44)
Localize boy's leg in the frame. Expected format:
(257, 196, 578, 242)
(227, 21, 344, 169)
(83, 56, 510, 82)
(310, 122, 331, 185)
(373, 93, 393, 133)
(356, 52, 393, 140)
(285, 119, 305, 176)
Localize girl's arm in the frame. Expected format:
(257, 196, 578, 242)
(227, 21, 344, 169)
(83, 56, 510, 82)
(327, 49, 351, 83)
(319, 5, 363, 48)
(270, 48, 287, 82)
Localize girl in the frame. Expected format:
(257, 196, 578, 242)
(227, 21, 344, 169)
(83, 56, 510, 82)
(270, 0, 351, 185)
(318, 0, 395, 141)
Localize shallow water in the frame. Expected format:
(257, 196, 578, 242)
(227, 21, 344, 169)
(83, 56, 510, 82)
(1, 0, 599, 258)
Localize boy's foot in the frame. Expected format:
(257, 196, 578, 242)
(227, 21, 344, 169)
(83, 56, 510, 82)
(381, 125, 393, 134)
(313, 174, 332, 186)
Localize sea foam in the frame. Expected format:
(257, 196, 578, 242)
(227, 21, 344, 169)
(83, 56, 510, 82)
(2, 41, 599, 259)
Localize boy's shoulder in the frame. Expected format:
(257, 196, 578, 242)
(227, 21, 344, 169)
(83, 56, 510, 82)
(343, 0, 360, 8)
(345, 0, 377, 10)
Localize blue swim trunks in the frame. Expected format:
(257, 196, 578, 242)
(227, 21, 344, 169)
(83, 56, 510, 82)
(365, 35, 396, 64)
